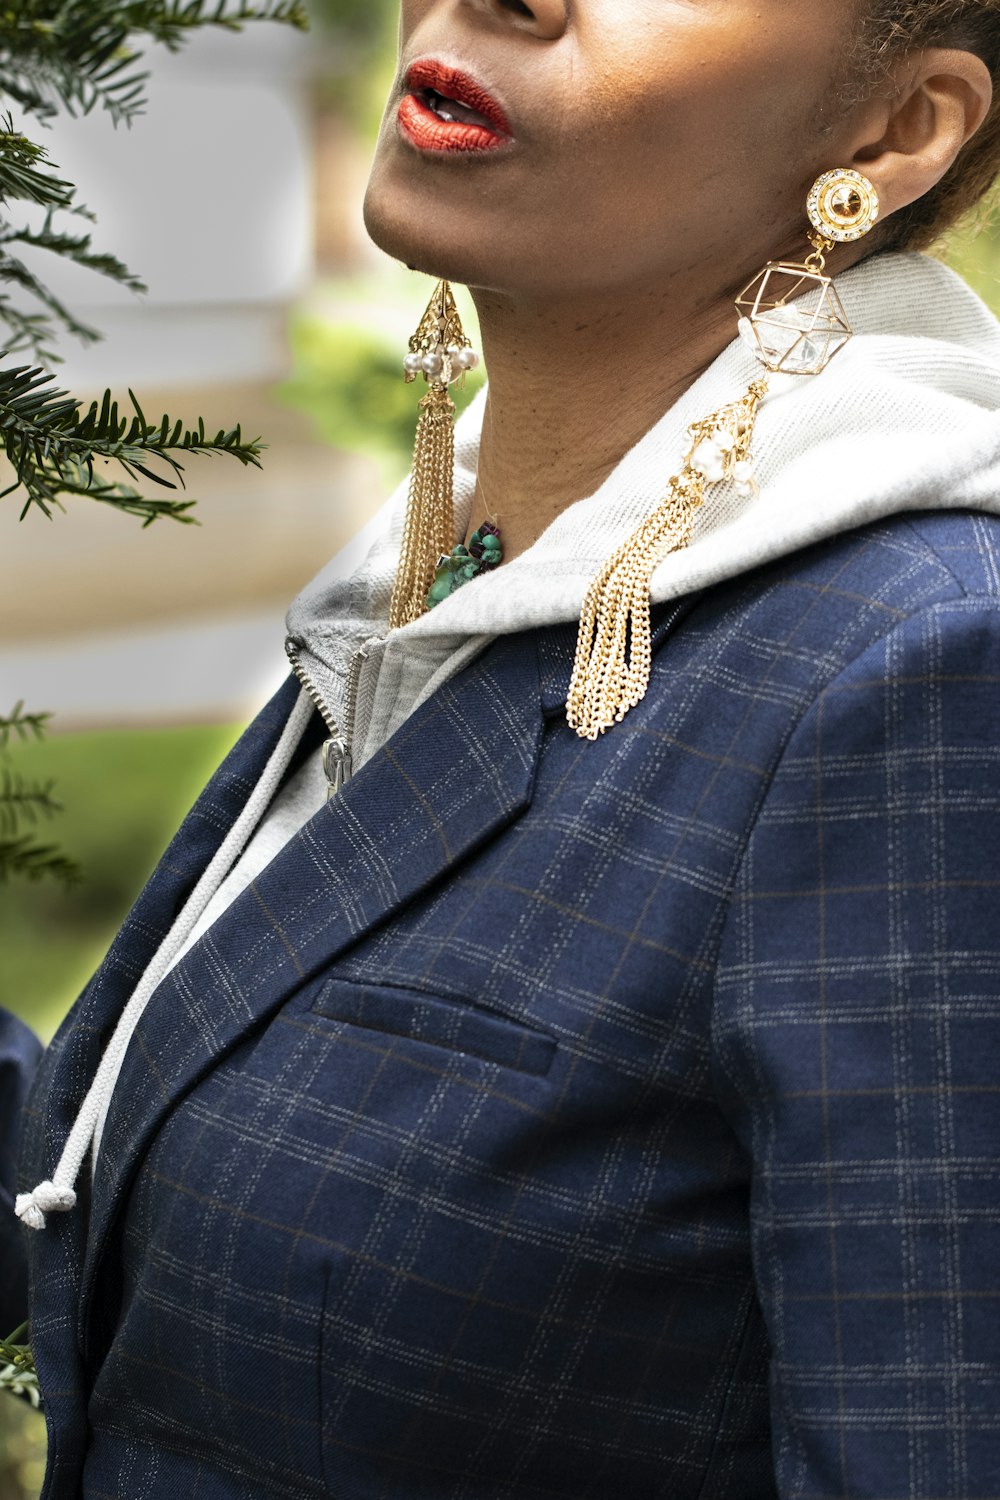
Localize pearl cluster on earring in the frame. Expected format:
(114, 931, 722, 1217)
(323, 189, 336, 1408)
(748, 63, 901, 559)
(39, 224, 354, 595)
(403, 344, 480, 386)
(402, 279, 482, 392)
(690, 429, 758, 499)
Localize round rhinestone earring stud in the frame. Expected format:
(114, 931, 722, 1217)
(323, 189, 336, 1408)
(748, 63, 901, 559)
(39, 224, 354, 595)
(808, 168, 881, 243)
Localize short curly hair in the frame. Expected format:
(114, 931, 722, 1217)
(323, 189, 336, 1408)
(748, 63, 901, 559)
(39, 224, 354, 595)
(858, 2, 1000, 249)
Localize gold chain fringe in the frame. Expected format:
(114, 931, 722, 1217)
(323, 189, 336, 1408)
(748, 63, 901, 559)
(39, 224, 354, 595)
(566, 377, 770, 740)
(389, 281, 475, 630)
(389, 382, 457, 629)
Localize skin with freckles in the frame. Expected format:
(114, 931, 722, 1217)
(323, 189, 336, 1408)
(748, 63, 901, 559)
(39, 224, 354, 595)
(363, 0, 992, 563)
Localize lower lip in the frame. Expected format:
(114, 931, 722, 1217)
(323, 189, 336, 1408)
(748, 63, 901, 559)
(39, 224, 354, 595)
(397, 93, 511, 155)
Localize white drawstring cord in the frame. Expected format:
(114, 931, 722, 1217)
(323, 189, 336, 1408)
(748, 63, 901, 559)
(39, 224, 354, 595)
(15, 689, 313, 1232)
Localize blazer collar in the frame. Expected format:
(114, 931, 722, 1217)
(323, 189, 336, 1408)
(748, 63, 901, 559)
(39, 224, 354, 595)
(78, 629, 545, 1351)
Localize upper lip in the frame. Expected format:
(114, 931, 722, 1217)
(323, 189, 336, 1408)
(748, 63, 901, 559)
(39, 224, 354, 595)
(404, 59, 513, 138)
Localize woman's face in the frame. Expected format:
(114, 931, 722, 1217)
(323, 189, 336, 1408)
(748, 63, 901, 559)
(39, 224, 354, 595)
(364, 0, 864, 304)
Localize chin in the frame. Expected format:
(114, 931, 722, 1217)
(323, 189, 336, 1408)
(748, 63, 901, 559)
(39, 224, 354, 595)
(362, 143, 521, 292)
(364, 183, 483, 287)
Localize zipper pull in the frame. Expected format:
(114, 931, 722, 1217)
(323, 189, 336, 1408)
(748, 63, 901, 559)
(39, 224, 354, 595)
(322, 737, 353, 800)
(286, 637, 353, 801)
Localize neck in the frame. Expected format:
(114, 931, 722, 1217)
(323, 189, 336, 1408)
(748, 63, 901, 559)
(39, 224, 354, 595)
(466, 277, 738, 561)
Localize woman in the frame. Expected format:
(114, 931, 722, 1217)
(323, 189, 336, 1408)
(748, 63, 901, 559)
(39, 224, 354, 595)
(4, 1, 1000, 1495)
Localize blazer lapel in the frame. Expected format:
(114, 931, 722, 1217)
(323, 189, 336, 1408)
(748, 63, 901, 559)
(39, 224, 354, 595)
(30, 676, 306, 1184)
(79, 630, 544, 1345)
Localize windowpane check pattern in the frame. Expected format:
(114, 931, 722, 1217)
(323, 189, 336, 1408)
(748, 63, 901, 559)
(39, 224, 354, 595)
(10, 510, 1000, 1499)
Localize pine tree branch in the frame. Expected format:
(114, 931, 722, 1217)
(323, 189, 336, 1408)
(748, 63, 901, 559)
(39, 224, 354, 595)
(0, 213, 144, 361)
(0, 121, 74, 210)
(0, 251, 101, 342)
(0, 2, 308, 126)
(0, 834, 81, 885)
(110, 0, 310, 40)
(0, 7, 300, 513)
(0, 370, 265, 523)
(0, 118, 145, 361)
(0, 769, 62, 835)
(0, 213, 145, 291)
(0, 702, 51, 749)
(0, 49, 148, 130)
(0, 305, 60, 363)
(0, 710, 79, 884)
(15, 463, 202, 525)
(0, 5, 307, 893)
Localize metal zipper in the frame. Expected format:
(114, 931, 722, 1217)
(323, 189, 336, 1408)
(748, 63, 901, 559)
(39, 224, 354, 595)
(285, 636, 382, 800)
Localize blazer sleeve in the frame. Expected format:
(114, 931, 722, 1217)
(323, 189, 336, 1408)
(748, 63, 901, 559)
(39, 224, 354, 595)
(711, 595, 1000, 1499)
(0, 1010, 42, 1334)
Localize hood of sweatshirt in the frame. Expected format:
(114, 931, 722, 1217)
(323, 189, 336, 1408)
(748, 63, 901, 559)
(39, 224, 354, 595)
(286, 250, 1000, 746)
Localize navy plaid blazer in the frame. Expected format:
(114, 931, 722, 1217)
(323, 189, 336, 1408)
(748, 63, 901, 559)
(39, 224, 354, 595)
(4, 508, 1000, 1499)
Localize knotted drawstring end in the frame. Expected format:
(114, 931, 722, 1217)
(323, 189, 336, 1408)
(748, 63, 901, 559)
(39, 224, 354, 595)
(11, 693, 313, 1239)
(15, 1181, 77, 1231)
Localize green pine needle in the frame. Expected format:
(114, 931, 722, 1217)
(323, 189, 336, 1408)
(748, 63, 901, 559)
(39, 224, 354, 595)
(0, 708, 80, 883)
(0, 2, 302, 521)
(0, 2, 308, 127)
(0, 2, 304, 882)
(0, 368, 265, 524)
(0, 702, 51, 748)
(0, 834, 81, 884)
(0, 767, 62, 834)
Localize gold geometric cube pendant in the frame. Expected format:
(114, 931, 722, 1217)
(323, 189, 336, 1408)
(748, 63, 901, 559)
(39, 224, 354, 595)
(736, 262, 853, 377)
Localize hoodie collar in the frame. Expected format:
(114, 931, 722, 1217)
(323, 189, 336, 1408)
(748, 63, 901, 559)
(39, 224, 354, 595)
(288, 249, 1000, 677)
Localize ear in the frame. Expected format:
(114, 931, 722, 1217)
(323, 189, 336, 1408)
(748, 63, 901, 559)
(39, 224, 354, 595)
(850, 48, 994, 219)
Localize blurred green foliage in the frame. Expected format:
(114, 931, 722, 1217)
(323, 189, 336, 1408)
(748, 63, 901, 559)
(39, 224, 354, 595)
(0, 721, 240, 1041)
(308, 0, 396, 122)
(278, 285, 485, 491)
(943, 220, 1000, 312)
(310, 0, 392, 49)
(0, 1398, 44, 1500)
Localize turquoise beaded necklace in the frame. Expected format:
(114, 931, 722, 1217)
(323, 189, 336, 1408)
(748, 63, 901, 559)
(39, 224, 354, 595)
(426, 520, 503, 610)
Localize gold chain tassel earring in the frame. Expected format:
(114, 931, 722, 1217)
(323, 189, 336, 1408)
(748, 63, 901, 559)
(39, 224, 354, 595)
(567, 167, 880, 741)
(566, 381, 770, 739)
(389, 281, 480, 630)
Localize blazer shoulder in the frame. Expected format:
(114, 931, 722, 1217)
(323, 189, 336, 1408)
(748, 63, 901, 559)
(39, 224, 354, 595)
(877, 507, 1000, 602)
(631, 509, 1000, 777)
(707, 506, 1000, 659)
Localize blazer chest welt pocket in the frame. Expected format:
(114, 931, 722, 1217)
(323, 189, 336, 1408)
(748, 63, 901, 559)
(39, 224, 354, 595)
(309, 977, 557, 1078)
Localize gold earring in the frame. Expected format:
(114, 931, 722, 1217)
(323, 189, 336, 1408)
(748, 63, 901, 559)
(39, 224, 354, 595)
(566, 168, 879, 742)
(389, 280, 480, 630)
(736, 168, 880, 377)
(808, 166, 881, 244)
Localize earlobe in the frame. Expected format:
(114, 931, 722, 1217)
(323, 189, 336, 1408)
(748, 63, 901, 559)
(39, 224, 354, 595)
(851, 48, 994, 220)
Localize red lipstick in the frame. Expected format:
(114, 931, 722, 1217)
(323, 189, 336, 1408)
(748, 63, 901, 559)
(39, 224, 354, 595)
(399, 60, 513, 155)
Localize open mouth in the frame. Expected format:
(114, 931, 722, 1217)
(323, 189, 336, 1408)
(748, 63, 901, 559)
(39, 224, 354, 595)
(398, 60, 513, 154)
(419, 87, 496, 132)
